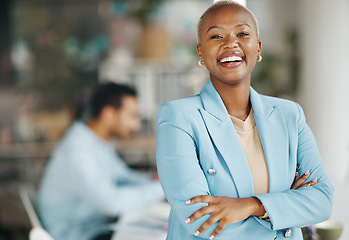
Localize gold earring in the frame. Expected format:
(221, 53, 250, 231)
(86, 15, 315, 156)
(257, 55, 263, 62)
(198, 59, 205, 66)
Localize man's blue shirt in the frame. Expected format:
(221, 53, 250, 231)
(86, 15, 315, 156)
(38, 121, 164, 240)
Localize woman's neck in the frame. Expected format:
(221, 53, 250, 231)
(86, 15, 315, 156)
(211, 78, 251, 121)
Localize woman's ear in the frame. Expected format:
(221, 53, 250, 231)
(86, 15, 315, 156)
(196, 44, 203, 60)
(257, 40, 262, 55)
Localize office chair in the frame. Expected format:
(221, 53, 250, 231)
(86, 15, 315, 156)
(19, 185, 55, 240)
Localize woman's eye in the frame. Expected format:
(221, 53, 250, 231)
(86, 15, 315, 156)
(210, 35, 222, 39)
(237, 32, 249, 37)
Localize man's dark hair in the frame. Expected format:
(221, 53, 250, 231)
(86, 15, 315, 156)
(90, 82, 137, 118)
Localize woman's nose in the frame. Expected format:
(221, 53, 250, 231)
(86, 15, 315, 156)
(223, 36, 238, 48)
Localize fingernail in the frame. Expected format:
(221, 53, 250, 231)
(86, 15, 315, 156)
(186, 200, 191, 204)
(194, 231, 200, 236)
(305, 170, 310, 175)
(312, 178, 317, 182)
(210, 235, 215, 239)
(185, 218, 190, 223)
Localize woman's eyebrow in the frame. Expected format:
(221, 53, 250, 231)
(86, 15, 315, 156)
(206, 25, 223, 33)
(206, 23, 251, 33)
(236, 23, 251, 28)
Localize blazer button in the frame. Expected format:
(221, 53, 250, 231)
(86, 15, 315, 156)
(296, 164, 301, 172)
(207, 169, 216, 175)
(284, 229, 292, 238)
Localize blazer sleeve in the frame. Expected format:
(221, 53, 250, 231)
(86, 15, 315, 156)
(156, 103, 258, 239)
(255, 103, 334, 230)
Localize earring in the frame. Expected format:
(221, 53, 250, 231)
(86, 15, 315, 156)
(198, 59, 205, 66)
(257, 55, 263, 62)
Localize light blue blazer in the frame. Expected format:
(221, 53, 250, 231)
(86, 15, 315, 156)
(156, 81, 333, 240)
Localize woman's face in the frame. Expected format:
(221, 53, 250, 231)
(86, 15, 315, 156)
(197, 6, 261, 86)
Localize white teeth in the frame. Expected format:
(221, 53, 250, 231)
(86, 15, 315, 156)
(220, 56, 242, 63)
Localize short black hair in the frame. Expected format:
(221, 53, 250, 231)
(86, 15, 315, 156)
(90, 82, 137, 118)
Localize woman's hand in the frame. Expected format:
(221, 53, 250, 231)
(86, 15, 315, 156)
(185, 196, 264, 239)
(185, 171, 317, 239)
(291, 170, 317, 190)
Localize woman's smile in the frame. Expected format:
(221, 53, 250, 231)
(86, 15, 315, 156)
(218, 51, 245, 69)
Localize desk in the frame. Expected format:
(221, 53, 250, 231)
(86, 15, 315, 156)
(112, 202, 170, 240)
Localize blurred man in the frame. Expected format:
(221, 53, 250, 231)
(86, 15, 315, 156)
(37, 83, 164, 240)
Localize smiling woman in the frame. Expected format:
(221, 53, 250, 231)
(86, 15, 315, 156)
(196, 1, 261, 119)
(156, 1, 333, 240)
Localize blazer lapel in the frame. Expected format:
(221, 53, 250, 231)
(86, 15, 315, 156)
(199, 82, 289, 196)
(250, 88, 289, 193)
(199, 82, 254, 198)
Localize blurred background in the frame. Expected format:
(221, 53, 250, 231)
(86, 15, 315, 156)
(0, 0, 348, 239)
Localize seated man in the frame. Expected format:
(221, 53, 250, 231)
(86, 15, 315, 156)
(37, 83, 164, 240)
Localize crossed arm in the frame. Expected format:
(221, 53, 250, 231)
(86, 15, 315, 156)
(185, 171, 318, 239)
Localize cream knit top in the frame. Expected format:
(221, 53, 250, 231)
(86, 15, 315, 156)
(230, 109, 269, 195)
